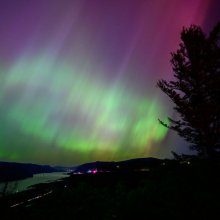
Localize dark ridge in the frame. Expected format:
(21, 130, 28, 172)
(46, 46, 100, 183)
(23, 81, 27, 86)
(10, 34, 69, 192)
(0, 161, 60, 182)
(73, 157, 162, 173)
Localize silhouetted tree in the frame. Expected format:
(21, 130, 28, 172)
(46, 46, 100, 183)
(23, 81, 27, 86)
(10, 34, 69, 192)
(157, 22, 220, 169)
(0, 181, 18, 197)
(0, 181, 9, 197)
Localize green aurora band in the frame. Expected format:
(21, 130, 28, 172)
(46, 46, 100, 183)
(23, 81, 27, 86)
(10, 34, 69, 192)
(0, 52, 170, 165)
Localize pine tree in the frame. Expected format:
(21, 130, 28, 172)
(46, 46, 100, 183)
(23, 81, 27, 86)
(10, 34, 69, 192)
(157, 22, 220, 168)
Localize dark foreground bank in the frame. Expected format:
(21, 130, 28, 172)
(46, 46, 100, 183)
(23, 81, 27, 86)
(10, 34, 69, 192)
(1, 161, 220, 220)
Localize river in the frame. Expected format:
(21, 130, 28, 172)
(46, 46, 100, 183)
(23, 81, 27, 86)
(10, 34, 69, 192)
(0, 172, 69, 195)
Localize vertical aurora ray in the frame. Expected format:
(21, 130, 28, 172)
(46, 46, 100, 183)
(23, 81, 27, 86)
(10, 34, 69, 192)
(0, 0, 218, 166)
(0, 52, 170, 163)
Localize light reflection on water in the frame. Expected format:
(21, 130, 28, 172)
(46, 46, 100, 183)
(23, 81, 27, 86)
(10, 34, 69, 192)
(0, 172, 69, 195)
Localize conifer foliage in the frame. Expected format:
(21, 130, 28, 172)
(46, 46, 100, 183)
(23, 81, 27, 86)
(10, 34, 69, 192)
(157, 22, 220, 163)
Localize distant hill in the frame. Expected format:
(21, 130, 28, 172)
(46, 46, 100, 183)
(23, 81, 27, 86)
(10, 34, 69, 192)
(53, 166, 79, 172)
(0, 164, 33, 182)
(0, 161, 60, 182)
(118, 157, 162, 163)
(73, 157, 162, 173)
(73, 162, 115, 173)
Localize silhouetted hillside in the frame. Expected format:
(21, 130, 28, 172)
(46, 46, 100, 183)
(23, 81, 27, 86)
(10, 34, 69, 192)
(73, 157, 162, 173)
(0, 164, 33, 182)
(0, 162, 60, 182)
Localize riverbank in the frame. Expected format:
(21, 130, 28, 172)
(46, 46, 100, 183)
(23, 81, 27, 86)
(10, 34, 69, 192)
(0, 172, 70, 197)
(0, 176, 69, 211)
(2, 162, 220, 220)
(0, 161, 61, 183)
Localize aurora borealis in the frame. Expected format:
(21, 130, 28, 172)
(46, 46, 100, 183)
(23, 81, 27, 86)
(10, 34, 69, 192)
(0, 0, 219, 166)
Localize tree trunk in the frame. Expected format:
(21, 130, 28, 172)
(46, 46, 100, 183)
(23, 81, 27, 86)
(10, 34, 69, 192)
(207, 147, 220, 182)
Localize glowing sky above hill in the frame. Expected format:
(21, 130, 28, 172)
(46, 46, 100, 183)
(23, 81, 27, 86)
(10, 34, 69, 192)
(0, 0, 219, 166)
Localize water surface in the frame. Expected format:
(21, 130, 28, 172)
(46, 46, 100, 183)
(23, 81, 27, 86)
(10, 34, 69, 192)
(0, 172, 69, 195)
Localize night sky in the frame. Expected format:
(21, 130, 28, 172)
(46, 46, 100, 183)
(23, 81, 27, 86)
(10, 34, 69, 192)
(0, 0, 219, 167)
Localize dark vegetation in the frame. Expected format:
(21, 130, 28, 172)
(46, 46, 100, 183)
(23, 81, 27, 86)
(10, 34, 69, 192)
(1, 159, 220, 220)
(157, 22, 220, 167)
